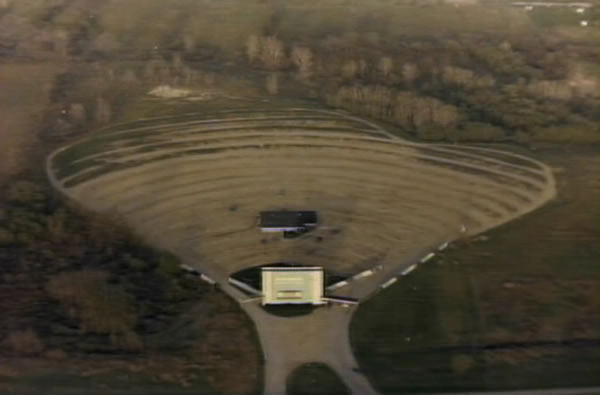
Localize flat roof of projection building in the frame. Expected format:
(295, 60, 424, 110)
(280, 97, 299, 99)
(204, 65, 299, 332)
(261, 267, 325, 305)
(259, 210, 317, 232)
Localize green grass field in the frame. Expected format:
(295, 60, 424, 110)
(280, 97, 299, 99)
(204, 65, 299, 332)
(351, 147, 600, 393)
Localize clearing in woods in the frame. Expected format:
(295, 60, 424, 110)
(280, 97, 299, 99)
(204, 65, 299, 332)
(47, 107, 556, 395)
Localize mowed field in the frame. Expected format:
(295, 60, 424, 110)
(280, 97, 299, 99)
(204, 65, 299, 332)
(47, 108, 555, 285)
(351, 148, 600, 393)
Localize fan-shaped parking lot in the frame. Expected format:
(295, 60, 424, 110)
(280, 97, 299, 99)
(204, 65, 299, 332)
(47, 108, 556, 395)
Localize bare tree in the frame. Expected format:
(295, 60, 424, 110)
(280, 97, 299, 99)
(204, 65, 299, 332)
(358, 59, 368, 76)
(393, 92, 413, 127)
(379, 56, 393, 80)
(402, 63, 419, 84)
(53, 28, 70, 57)
(568, 65, 598, 97)
(291, 45, 313, 80)
(246, 34, 260, 64)
(393, 91, 457, 130)
(203, 72, 216, 86)
(527, 80, 572, 100)
(183, 66, 196, 86)
(341, 60, 358, 79)
(121, 69, 138, 85)
(157, 59, 171, 83)
(46, 270, 141, 350)
(172, 53, 184, 74)
(3, 329, 44, 355)
(53, 118, 74, 137)
(92, 32, 121, 54)
(69, 103, 86, 123)
(475, 75, 495, 88)
(94, 97, 112, 124)
(442, 65, 474, 87)
(260, 36, 286, 70)
(143, 60, 157, 82)
(105, 67, 115, 82)
(431, 101, 458, 127)
(182, 33, 195, 53)
(266, 73, 279, 95)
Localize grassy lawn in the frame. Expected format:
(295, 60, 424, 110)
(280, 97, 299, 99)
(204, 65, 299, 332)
(350, 147, 600, 393)
(287, 363, 349, 395)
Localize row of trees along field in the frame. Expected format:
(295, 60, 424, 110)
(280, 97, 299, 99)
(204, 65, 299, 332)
(44, 34, 597, 145)
(38, 38, 598, 146)
(242, 34, 599, 143)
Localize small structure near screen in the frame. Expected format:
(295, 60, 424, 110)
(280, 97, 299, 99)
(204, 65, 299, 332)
(259, 210, 317, 238)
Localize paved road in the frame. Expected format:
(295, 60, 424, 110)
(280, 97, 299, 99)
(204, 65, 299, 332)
(221, 282, 378, 395)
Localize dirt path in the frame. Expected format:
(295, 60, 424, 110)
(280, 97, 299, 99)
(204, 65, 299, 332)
(47, 108, 557, 395)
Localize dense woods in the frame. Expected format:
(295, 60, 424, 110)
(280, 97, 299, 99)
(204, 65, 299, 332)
(0, 179, 261, 393)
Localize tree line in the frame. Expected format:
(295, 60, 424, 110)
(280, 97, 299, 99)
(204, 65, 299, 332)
(240, 33, 599, 143)
(0, 180, 258, 365)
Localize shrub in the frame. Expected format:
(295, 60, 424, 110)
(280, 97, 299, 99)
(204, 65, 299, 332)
(46, 270, 139, 348)
(6, 181, 47, 209)
(44, 348, 68, 360)
(3, 329, 45, 355)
